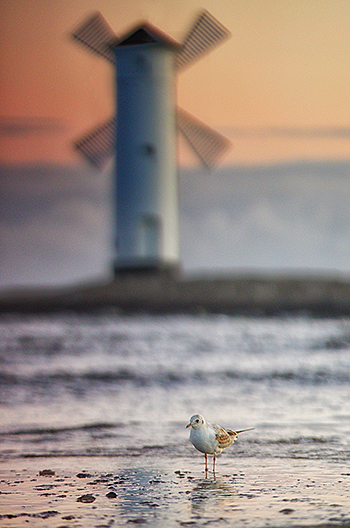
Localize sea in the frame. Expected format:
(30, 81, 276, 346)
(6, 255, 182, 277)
(1, 311, 350, 463)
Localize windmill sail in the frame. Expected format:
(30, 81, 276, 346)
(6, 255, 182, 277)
(177, 108, 230, 168)
(74, 110, 229, 169)
(72, 10, 231, 169)
(175, 10, 230, 70)
(71, 12, 117, 63)
(74, 118, 116, 167)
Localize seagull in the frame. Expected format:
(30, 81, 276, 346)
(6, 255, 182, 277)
(186, 414, 254, 473)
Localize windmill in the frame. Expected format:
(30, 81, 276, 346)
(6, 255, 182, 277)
(71, 10, 230, 273)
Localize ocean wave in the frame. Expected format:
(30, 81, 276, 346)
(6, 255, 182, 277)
(0, 419, 348, 464)
(0, 366, 349, 387)
(1, 437, 348, 463)
(0, 421, 121, 437)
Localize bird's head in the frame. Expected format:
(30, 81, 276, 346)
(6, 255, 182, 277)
(186, 414, 205, 430)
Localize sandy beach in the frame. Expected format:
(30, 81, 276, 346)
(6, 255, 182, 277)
(1, 313, 350, 527)
(1, 455, 350, 527)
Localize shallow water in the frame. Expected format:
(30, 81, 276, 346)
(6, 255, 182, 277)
(1, 312, 350, 462)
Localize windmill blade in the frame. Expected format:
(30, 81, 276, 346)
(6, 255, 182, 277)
(175, 10, 230, 70)
(177, 108, 230, 169)
(74, 118, 116, 167)
(71, 12, 117, 63)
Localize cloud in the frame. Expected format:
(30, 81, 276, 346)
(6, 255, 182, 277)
(180, 159, 350, 275)
(0, 117, 65, 137)
(221, 126, 350, 139)
(0, 163, 112, 288)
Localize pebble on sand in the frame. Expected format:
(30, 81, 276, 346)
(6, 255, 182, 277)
(39, 469, 55, 476)
(106, 491, 117, 499)
(77, 494, 96, 503)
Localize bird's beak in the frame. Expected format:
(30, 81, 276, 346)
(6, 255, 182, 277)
(186, 422, 192, 428)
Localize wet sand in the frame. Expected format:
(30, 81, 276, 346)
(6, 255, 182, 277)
(1, 455, 350, 527)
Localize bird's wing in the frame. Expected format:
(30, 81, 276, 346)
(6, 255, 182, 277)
(213, 424, 237, 449)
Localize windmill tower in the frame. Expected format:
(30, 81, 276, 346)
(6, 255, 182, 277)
(72, 11, 230, 274)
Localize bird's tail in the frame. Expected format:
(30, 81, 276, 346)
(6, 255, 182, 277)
(235, 428, 255, 434)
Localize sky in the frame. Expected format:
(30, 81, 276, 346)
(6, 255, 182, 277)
(2, 0, 350, 288)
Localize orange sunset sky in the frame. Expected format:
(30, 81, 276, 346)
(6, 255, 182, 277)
(3, 0, 350, 167)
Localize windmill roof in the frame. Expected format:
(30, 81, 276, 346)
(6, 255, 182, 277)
(114, 22, 180, 49)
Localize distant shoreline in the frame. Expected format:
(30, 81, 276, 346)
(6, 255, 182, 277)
(2, 271, 350, 316)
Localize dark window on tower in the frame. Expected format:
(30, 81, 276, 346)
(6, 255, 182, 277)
(141, 144, 156, 157)
(134, 54, 151, 74)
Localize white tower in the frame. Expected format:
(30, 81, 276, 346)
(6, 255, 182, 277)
(72, 11, 230, 273)
(114, 25, 179, 270)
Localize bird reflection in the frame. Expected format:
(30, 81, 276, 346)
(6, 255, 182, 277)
(190, 475, 238, 517)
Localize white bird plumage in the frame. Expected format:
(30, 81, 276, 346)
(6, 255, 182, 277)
(186, 413, 254, 473)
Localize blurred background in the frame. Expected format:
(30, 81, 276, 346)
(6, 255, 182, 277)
(1, 5, 350, 508)
(2, 0, 350, 289)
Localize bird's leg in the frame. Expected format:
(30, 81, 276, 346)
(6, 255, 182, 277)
(205, 454, 208, 473)
(213, 454, 216, 475)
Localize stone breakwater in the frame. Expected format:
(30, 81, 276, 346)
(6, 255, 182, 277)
(2, 272, 350, 315)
